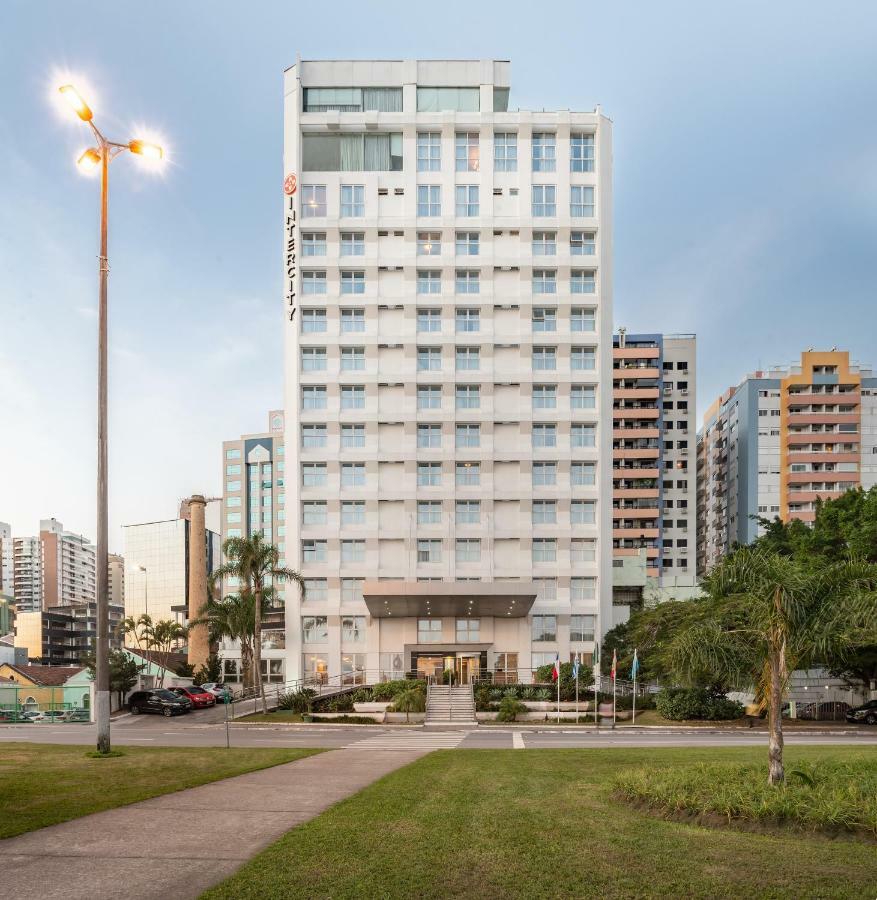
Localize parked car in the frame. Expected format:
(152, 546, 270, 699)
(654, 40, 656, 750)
(797, 701, 850, 721)
(201, 682, 234, 702)
(32, 710, 69, 723)
(845, 699, 877, 725)
(20, 710, 41, 722)
(0, 709, 30, 723)
(64, 708, 91, 723)
(170, 686, 216, 709)
(128, 689, 190, 717)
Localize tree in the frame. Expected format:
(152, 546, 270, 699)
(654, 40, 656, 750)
(211, 533, 304, 714)
(393, 687, 425, 723)
(83, 649, 142, 707)
(669, 547, 877, 784)
(117, 614, 153, 661)
(148, 620, 188, 688)
(193, 653, 223, 686)
(192, 590, 260, 691)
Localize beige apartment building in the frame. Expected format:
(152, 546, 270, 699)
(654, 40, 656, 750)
(274, 58, 613, 686)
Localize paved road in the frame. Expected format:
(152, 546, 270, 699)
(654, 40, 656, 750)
(3, 714, 877, 750)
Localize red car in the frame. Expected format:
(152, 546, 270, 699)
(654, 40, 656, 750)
(170, 686, 216, 709)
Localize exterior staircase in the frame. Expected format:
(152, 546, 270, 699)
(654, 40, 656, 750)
(426, 683, 477, 726)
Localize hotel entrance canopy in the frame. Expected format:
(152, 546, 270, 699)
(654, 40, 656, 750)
(363, 580, 537, 618)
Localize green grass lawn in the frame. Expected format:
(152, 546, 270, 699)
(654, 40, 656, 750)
(203, 746, 877, 899)
(0, 743, 322, 839)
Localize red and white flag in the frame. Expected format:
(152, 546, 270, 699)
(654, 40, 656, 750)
(552, 652, 561, 682)
(610, 648, 617, 681)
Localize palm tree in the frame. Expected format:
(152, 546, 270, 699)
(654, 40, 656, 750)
(148, 620, 188, 688)
(393, 687, 425, 723)
(669, 547, 877, 784)
(117, 613, 153, 658)
(211, 533, 304, 713)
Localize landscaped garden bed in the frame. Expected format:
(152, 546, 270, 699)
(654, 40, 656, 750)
(614, 758, 877, 839)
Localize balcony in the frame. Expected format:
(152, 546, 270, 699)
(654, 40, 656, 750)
(613, 387, 660, 400)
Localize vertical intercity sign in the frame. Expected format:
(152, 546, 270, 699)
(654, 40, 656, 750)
(284, 173, 298, 320)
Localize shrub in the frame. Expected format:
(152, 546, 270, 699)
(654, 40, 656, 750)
(535, 689, 552, 702)
(656, 687, 743, 721)
(393, 688, 426, 722)
(496, 695, 528, 722)
(350, 688, 372, 704)
(521, 686, 538, 701)
(474, 685, 493, 711)
(279, 688, 315, 713)
(317, 715, 381, 725)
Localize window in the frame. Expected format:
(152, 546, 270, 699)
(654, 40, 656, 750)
(341, 462, 365, 487)
(301, 347, 327, 371)
(533, 384, 557, 409)
(227, 511, 241, 523)
(571, 270, 596, 294)
(417, 346, 442, 371)
(416, 269, 442, 295)
(494, 132, 517, 171)
(570, 231, 596, 256)
(455, 384, 480, 409)
(532, 500, 557, 524)
(302, 501, 327, 525)
(571, 500, 596, 524)
(456, 461, 480, 486)
(417, 462, 441, 486)
(417, 184, 441, 216)
(455, 346, 480, 371)
(341, 540, 365, 563)
(418, 501, 442, 524)
(417, 232, 441, 257)
(571, 385, 596, 409)
(417, 133, 441, 171)
(455, 231, 479, 256)
(571, 462, 596, 486)
(341, 615, 366, 643)
(532, 346, 557, 370)
(340, 184, 365, 217)
(571, 185, 595, 217)
(572, 346, 596, 370)
(533, 269, 557, 294)
(455, 132, 480, 171)
(302, 133, 403, 172)
(572, 423, 596, 448)
(302, 542, 327, 565)
(455, 539, 481, 562)
(532, 539, 557, 563)
(455, 500, 480, 524)
(302, 184, 326, 216)
(417, 385, 442, 409)
(571, 539, 596, 562)
(340, 308, 365, 332)
(301, 308, 327, 332)
(417, 540, 442, 563)
(341, 424, 365, 448)
(303, 578, 328, 602)
(302, 270, 327, 295)
(570, 133, 595, 172)
(226, 463, 241, 475)
(455, 307, 480, 331)
(341, 501, 366, 525)
(417, 424, 442, 449)
(417, 617, 443, 642)
(302, 232, 326, 256)
(532, 184, 556, 216)
(303, 86, 402, 113)
(532, 423, 557, 448)
(340, 346, 366, 371)
(302, 615, 328, 642)
(570, 614, 595, 641)
(225, 448, 241, 460)
(532, 133, 556, 172)
(417, 307, 441, 332)
(455, 270, 480, 294)
(302, 463, 327, 487)
(455, 423, 480, 448)
(532, 231, 556, 255)
(226, 496, 241, 507)
(417, 86, 479, 112)
(532, 461, 557, 486)
(455, 185, 479, 217)
(302, 385, 327, 410)
(532, 307, 557, 332)
(571, 579, 597, 603)
(341, 385, 365, 409)
(456, 618, 480, 641)
(340, 232, 365, 256)
(571, 307, 596, 332)
(532, 614, 557, 641)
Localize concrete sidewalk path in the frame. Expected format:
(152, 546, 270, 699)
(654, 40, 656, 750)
(0, 747, 426, 900)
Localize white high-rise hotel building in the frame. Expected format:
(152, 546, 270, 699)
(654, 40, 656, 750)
(282, 59, 613, 684)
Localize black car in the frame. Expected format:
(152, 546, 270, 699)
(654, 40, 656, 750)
(128, 690, 190, 717)
(845, 699, 877, 725)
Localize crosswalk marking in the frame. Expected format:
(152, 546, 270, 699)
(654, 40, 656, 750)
(345, 730, 468, 751)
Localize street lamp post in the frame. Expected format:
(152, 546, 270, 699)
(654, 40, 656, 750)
(58, 84, 163, 753)
(139, 565, 149, 621)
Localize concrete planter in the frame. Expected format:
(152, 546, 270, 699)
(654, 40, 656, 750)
(522, 701, 594, 712)
(385, 712, 426, 723)
(353, 702, 392, 713)
(312, 712, 384, 722)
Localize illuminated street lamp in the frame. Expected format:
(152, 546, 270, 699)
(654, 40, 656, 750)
(58, 83, 164, 754)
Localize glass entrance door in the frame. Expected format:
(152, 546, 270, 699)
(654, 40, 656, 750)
(457, 654, 481, 684)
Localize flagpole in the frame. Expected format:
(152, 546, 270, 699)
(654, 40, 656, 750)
(593, 643, 599, 728)
(575, 654, 579, 722)
(556, 660, 561, 724)
(612, 649, 617, 729)
(632, 669, 637, 725)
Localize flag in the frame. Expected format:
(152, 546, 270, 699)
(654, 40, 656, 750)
(572, 652, 580, 680)
(610, 648, 617, 681)
(593, 642, 600, 672)
(552, 652, 561, 682)
(631, 649, 640, 681)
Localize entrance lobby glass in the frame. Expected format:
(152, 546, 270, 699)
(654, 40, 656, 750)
(457, 654, 481, 684)
(415, 656, 444, 680)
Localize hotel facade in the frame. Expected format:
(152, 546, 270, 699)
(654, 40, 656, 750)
(697, 350, 877, 572)
(276, 58, 613, 686)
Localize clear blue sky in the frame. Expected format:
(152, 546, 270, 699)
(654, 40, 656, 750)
(1, 0, 876, 550)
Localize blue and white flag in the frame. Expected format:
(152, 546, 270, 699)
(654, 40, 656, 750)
(630, 648, 640, 681)
(572, 652, 580, 680)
